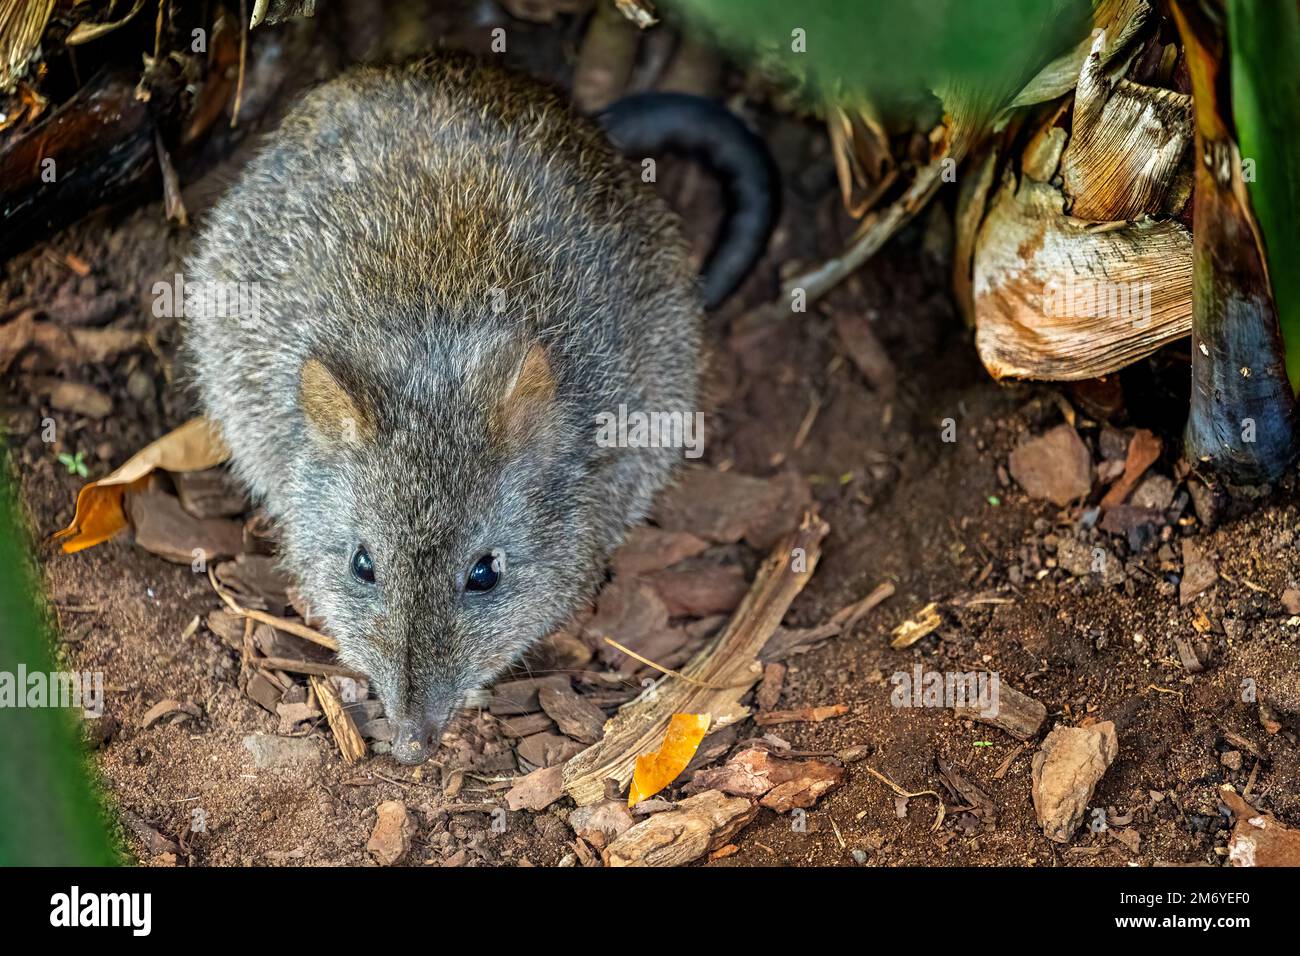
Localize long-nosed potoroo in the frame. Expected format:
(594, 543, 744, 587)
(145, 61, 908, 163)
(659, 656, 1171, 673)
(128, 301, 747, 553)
(184, 52, 776, 764)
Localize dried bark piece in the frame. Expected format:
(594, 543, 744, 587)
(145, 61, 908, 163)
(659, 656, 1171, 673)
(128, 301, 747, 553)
(605, 790, 758, 867)
(506, 764, 566, 812)
(753, 704, 848, 726)
(610, 527, 709, 577)
(213, 554, 293, 614)
(645, 565, 748, 617)
(55, 417, 230, 553)
(140, 698, 200, 729)
(517, 732, 586, 770)
(756, 662, 786, 711)
(761, 761, 845, 813)
(653, 466, 808, 548)
(497, 712, 556, 738)
(538, 684, 607, 745)
(889, 602, 943, 649)
(1100, 428, 1163, 508)
(568, 800, 635, 850)
(834, 311, 897, 395)
(173, 468, 249, 519)
(1031, 721, 1119, 843)
(953, 682, 1047, 740)
(1180, 539, 1218, 606)
(489, 676, 572, 716)
(688, 747, 846, 812)
(127, 490, 243, 565)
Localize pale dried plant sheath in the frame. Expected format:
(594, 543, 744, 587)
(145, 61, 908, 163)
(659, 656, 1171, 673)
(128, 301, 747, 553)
(0, 0, 54, 90)
(973, 176, 1192, 381)
(1062, 32, 1194, 220)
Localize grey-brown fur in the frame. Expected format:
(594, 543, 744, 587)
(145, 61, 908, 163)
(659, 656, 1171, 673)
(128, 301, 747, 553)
(184, 54, 701, 763)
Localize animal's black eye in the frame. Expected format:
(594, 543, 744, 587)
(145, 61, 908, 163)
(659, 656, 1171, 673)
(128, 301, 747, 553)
(466, 553, 500, 593)
(351, 546, 376, 584)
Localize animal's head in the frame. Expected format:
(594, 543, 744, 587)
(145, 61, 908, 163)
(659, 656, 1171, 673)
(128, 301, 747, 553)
(283, 330, 595, 764)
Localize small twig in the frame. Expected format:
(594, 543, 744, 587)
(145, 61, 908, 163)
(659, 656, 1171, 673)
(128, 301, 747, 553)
(232, 0, 248, 127)
(208, 567, 339, 651)
(993, 741, 1031, 780)
(256, 656, 365, 679)
(830, 581, 896, 633)
(792, 393, 821, 451)
(602, 636, 752, 690)
(311, 675, 366, 764)
(863, 766, 946, 833)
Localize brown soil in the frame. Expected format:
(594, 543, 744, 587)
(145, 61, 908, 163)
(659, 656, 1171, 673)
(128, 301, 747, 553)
(4, 11, 1297, 868)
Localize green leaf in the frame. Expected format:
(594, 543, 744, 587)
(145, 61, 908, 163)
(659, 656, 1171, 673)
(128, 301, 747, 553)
(661, 0, 1091, 115)
(0, 466, 118, 866)
(1228, 0, 1300, 392)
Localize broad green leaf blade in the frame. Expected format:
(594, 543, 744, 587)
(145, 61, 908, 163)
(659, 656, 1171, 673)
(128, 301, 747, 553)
(1228, 0, 1300, 393)
(662, 0, 1091, 115)
(0, 466, 117, 866)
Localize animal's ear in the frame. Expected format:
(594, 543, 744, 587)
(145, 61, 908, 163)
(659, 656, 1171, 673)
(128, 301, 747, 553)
(300, 358, 373, 446)
(496, 342, 556, 441)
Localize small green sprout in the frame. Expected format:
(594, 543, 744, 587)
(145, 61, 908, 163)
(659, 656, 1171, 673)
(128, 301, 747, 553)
(986, 495, 1001, 507)
(57, 451, 89, 478)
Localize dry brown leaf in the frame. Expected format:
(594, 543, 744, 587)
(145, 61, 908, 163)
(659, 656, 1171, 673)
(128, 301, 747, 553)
(54, 417, 229, 552)
(627, 713, 711, 807)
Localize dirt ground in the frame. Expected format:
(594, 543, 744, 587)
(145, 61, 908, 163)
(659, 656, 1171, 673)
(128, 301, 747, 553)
(3, 8, 1298, 868)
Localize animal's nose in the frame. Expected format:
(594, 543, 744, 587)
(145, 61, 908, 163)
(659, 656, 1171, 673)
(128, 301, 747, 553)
(390, 716, 442, 765)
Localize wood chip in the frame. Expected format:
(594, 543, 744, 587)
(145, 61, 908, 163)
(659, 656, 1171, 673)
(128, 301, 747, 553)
(689, 747, 846, 812)
(645, 565, 748, 617)
(173, 467, 249, 519)
(953, 681, 1047, 740)
(1008, 425, 1094, 506)
(1099, 428, 1162, 508)
(1031, 721, 1119, 843)
(605, 790, 758, 867)
(889, 602, 943, 649)
(310, 675, 366, 764)
(1180, 539, 1218, 606)
(756, 662, 786, 711)
(140, 698, 199, 729)
(489, 675, 572, 716)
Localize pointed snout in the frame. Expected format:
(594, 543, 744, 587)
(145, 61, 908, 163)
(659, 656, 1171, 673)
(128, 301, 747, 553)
(388, 692, 459, 765)
(390, 715, 444, 765)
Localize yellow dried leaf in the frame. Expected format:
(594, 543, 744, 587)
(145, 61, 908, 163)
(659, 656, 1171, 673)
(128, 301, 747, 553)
(627, 713, 711, 807)
(53, 417, 229, 553)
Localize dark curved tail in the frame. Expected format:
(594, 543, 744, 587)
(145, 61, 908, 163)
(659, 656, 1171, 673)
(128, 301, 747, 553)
(598, 92, 778, 310)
